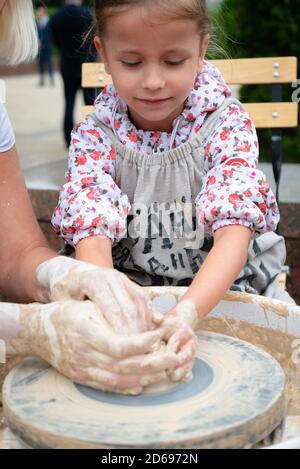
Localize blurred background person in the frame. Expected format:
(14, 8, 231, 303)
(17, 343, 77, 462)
(36, 3, 54, 87)
(50, 0, 97, 148)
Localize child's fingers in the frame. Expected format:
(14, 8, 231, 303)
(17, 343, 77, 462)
(168, 337, 197, 381)
(166, 322, 197, 353)
(152, 310, 164, 326)
(176, 337, 197, 365)
(169, 363, 194, 383)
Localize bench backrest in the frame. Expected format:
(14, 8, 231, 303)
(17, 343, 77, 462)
(82, 57, 298, 128)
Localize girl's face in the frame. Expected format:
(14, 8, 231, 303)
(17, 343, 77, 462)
(0, 0, 7, 13)
(95, 8, 209, 132)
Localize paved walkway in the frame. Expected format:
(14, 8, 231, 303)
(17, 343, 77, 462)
(3, 73, 300, 202)
(4, 72, 79, 169)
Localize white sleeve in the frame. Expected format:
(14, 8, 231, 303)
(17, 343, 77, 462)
(0, 103, 15, 153)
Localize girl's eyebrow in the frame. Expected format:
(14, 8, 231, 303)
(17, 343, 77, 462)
(117, 50, 140, 54)
(117, 48, 190, 55)
(162, 48, 191, 54)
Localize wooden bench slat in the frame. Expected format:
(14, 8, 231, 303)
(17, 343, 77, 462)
(82, 58, 298, 128)
(82, 63, 112, 88)
(82, 57, 297, 88)
(211, 57, 297, 84)
(82, 102, 298, 129)
(243, 103, 298, 128)
(82, 105, 94, 119)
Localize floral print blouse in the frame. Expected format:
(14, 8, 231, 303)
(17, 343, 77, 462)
(52, 60, 279, 247)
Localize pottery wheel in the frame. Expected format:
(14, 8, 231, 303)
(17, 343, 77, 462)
(3, 331, 286, 449)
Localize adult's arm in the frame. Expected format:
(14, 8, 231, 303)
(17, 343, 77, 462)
(0, 147, 154, 336)
(0, 146, 56, 302)
(1, 299, 189, 395)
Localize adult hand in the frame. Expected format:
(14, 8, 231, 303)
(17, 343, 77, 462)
(36, 257, 153, 335)
(12, 300, 194, 395)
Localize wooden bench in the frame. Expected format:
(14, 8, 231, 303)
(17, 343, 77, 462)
(81, 57, 299, 291)
(83, 58, 298, 125)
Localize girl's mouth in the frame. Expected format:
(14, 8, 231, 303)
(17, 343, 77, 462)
(138, 98, 171, 105)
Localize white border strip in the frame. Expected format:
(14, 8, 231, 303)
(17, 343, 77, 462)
(0, 79, 6, 103)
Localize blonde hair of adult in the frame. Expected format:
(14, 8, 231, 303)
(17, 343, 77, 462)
(0, 0, 38, 65)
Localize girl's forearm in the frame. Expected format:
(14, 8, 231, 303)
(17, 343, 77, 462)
(76, 236, 114, 268)
(181, 225, 252, 321)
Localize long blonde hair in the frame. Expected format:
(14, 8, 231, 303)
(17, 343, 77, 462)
(0, 0, 38, 65)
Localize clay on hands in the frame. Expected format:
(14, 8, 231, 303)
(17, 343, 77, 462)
(154, 300, 200, 383)
(36, 257, 153, 335)
(34, 257, 198, 390)
(166, 300, 200, 329)
(10, 300, 195, 395)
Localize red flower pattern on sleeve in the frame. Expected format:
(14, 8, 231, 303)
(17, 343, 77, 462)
(51, 115, 131, 247)
(195, 104, 279, 235)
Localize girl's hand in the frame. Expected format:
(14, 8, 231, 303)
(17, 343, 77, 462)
(36, 257, 154, 335)
(165, 300, 200, 330)
(153, 300, 200, 383)
(11, 300, 194, 395)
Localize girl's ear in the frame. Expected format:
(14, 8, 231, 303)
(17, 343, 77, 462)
(197, 34, 210, 73)
(94, 36, 111, 75)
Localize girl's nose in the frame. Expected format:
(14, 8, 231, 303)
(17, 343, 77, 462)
(141, 67, 166, 91)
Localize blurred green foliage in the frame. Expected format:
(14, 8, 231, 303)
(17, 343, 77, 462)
(211, 0, 300, 162)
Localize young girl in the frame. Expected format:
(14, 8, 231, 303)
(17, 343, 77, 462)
(52, 0, 294, 330)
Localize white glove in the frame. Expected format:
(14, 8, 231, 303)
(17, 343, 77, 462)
(36, 257, 153, 335)
(11, 300, 193, 395)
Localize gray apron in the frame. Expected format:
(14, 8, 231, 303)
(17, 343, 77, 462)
(89, 97, 291, 302)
